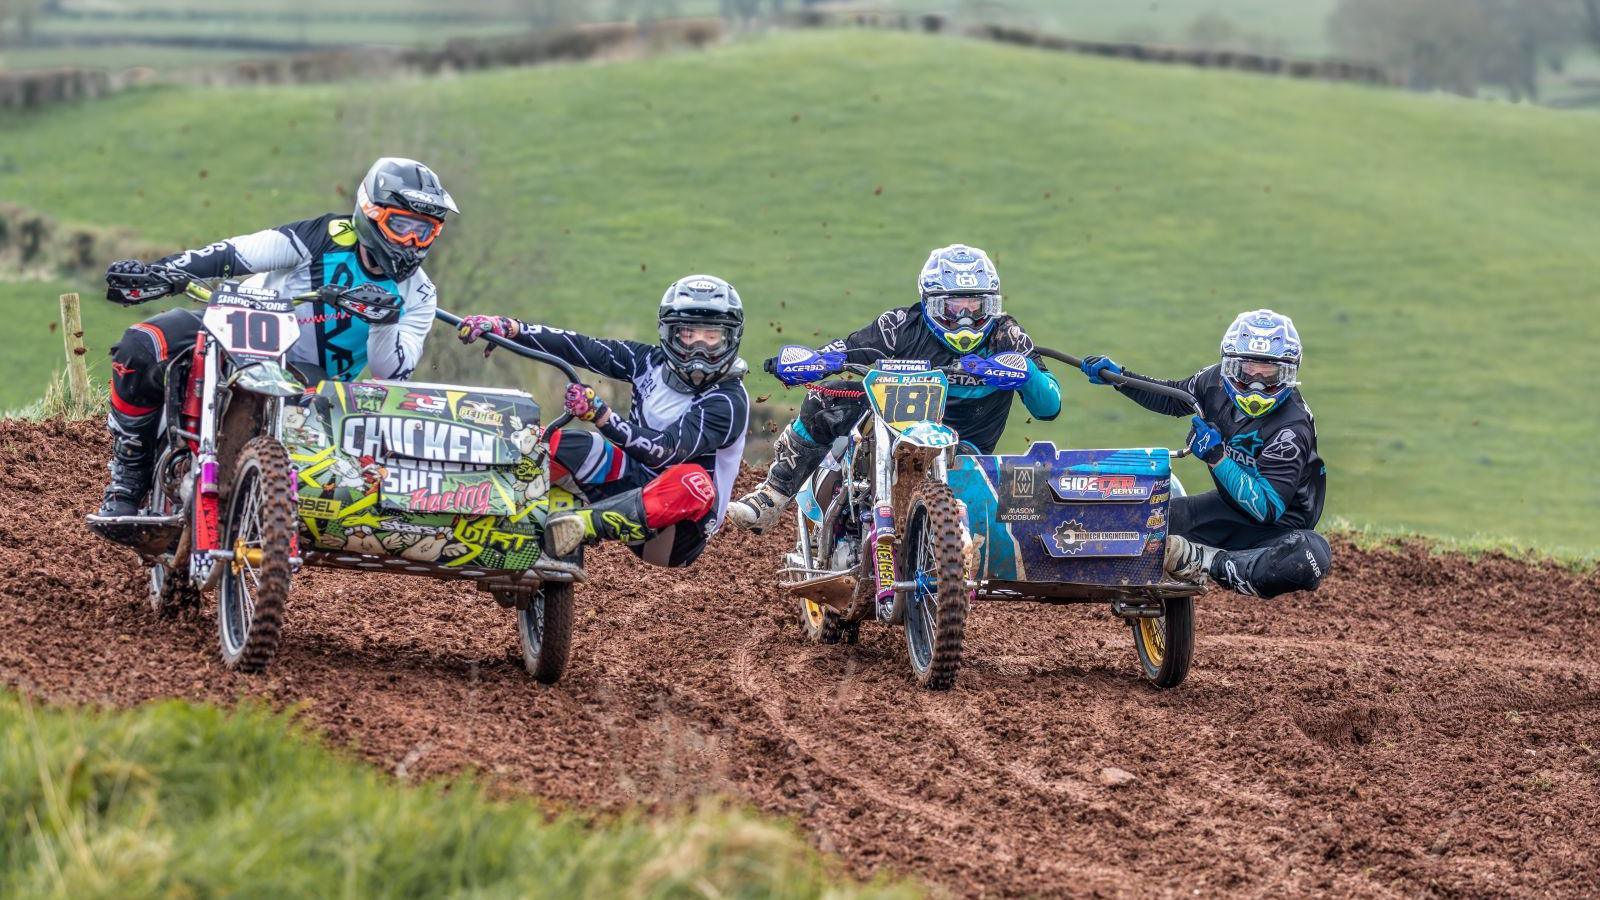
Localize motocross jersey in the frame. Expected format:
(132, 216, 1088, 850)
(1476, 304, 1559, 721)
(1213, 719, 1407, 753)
(154, 213, 435, 381)
(1116, 364, 1326, 530)
(507, 322, 750, 528)
(817, 304, 1060, 453)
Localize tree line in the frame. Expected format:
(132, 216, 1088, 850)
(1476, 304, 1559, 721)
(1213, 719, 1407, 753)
(1328, 0, 1600, 101)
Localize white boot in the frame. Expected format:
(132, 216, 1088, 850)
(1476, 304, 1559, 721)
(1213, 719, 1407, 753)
(727, 483, 792, 533)
(1163, 535, 1216, 584)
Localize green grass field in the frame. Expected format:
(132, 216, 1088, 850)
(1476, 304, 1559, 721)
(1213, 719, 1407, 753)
(0, 691, 910, 897)
(2, 30, 1595, 555)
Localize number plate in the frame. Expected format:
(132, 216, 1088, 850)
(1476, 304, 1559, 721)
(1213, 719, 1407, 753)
(203, 283, 301, 359)
(864, 369, 948, 430)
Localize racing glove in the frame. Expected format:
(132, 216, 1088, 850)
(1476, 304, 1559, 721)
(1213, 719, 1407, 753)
(104, 259, 171, 305)
(1187, 416, 1226, 464)
(456, 315, 520, 356)
(564, 382, 609, 423)
(764, 345, 846, 387)
(1080, 355, 1122, 386)
(960, 352, 1031, 389)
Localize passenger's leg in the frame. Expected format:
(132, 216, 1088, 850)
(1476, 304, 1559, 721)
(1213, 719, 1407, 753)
(1209, 530, 1332, 598)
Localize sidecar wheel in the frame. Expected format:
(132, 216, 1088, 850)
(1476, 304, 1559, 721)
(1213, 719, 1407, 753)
(901, 481, 969, 691)
(518, 582, 574, 684)
(1131, 596, 1193, 689)
(798, 597, 844, 644)
(217, 436, 294, 673)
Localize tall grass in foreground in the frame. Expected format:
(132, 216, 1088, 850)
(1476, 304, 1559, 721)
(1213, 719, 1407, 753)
(0, 692, 916, 899)
(3, 370, 108, 422)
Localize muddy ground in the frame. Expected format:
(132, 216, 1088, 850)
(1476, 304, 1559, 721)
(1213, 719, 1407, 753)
(2, 419, 1596, 897)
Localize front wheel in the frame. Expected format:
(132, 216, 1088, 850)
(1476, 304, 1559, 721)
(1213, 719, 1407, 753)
(516, 582, 574, 684)
(216, 436, 295, 673)
(900, 481, 969, 690)
(1131, 596, 1194, 689)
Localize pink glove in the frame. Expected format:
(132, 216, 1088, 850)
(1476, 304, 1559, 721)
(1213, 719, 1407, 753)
(456, 315, 517, 357)
(563, 382, 608, 423)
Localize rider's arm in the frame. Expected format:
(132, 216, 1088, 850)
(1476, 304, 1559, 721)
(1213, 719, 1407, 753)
(1211, 424, 1309, 523)
(509, 320, 651, 381)
(596, 387, 747, 470)
(818, 307, 912, 362)
(154, 225, 310, 280)
(1113, 367, 1205, 418)
(1019, 361, 1062, 420)
(367, 271, 436, 381)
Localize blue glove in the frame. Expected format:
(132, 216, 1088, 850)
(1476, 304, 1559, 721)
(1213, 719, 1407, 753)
(1187, 416, 1225, 464)
(960, 352, 1031, 389)
(765, 345, 845, 386)
(1080, 355, 1121, 385)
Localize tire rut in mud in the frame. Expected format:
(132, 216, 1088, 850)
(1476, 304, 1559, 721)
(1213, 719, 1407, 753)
(2, 419, 1597, 898)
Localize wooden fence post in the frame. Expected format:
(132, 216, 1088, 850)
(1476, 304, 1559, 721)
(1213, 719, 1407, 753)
(59, 292, 90, 404)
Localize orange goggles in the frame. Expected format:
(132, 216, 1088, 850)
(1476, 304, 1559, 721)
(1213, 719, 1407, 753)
(361, 201, 445, 248)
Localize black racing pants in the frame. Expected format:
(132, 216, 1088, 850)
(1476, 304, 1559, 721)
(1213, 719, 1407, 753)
(1171, 491, 1331, 599)
(108, 308, 203, 418)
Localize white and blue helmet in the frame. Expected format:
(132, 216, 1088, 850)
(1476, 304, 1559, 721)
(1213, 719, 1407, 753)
(917, 244, 1002, 353)
(1220, 309, 1301, 417)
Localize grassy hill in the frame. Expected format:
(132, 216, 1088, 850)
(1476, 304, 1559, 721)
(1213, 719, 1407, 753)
(2, 29, 1596, 555)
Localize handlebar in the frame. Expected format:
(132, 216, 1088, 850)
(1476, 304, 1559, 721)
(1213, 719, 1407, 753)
(1034, 347, 1203, 417)
(434, 308, 579, 435)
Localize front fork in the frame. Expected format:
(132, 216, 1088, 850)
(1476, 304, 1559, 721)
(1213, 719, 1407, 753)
(869, 419, 953, 621)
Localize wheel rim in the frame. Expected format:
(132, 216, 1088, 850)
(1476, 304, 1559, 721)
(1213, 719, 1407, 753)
(521, 593, 546, 654)
(801, 598, 825, 630)
(903, 506, 937, 675)
(220, 463, 263, 657)
(1137, 614, 1167, 669)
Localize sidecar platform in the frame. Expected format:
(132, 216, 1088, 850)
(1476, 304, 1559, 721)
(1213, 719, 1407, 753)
(950, 442, 1194, 602)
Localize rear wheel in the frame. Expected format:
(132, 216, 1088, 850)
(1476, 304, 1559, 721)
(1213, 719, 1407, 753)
(1131, 596, 1194, 689)
(148, 456, 199, 618)
(517, 582, 574, 684)
(217, 436, 295, 673)
(901, 481, 969, 691)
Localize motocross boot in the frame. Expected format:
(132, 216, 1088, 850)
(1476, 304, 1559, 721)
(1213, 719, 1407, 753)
(98, 408, 161, 518)
(1163, 534, 1218, 584)
(727, 424, 829, 533)
(546, 488, 655, 557)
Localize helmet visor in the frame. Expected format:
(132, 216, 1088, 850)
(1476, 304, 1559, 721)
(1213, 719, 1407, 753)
(1222, 356, 1297, 394)
(666, 323, 734, 361)
(362, 200, 444, 248)
(926, 292, 1002, 328)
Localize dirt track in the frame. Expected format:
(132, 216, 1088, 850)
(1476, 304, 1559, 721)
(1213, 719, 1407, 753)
(3, 419, 1597, 897)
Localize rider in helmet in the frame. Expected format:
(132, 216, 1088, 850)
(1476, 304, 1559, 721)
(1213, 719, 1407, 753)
(456, 275, 749, 567)
(95, 157, 457, 519)
(1079, 309, 1331, 598)
(728, 243, 1061, 532)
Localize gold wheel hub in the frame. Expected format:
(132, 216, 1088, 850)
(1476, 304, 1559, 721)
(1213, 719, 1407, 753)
(231, 539, 264, 575)
(801, 598, 825, 629)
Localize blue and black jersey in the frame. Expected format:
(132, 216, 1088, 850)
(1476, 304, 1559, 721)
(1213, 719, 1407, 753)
(1116, 365, 1326, 530)
(155, 213, 436, 381)
(816, 303, 1061, 454)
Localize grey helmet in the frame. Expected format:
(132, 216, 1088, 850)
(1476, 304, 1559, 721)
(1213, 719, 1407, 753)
(658, 274, 744, 392)
(351, 157, 459, 282)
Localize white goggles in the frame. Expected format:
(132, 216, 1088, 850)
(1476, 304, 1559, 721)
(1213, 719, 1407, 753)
(1222, 356, 1298, 394)
(926, 292, 1002, 325)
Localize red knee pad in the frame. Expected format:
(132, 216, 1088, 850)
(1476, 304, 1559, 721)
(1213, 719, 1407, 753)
(641, 464, 716, 528)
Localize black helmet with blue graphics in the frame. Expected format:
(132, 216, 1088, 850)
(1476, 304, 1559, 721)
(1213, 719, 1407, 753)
(658, 274, 744, 392)
(1220, 309, 1302, 417)
(918, 243, 1002, 353)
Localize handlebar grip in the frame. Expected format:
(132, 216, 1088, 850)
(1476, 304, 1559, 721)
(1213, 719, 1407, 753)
(762, 357, 778, 376)
(433, 308, 582, 384)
